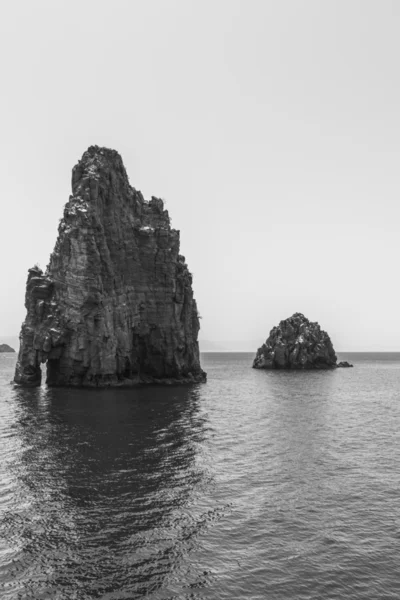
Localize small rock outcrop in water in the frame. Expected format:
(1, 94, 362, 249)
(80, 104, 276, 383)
(14, 146, 206, 387)
(0, 344, 15, 353)
(253, 313, 353, 369)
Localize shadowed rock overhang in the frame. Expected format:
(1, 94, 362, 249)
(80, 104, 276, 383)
(14, 146, 206, 387)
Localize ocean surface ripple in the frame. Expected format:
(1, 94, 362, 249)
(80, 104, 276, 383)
(1, 352, 400, 599)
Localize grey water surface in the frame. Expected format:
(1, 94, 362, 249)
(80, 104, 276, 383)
(1, 352, 400, 599)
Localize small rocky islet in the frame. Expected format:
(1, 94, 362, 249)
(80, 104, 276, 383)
(253, 313, 353, 370)
(0, 344, 15, 353)
(14, 146, 206, 387)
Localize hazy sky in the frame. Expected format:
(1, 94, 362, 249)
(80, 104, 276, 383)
(1, 0, 399, 351)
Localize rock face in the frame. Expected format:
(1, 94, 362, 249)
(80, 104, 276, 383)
(253, 313, 352, 370)
(14, 146, 206, 387)
(0, 344, 15, 353)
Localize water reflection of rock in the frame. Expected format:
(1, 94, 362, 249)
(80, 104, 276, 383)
(257, 371, 337, 538)
(262, 370, 335, 470)
(8, 385, 213, 598)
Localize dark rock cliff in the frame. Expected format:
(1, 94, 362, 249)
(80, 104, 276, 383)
(253, 313, 352, 369)
(0, 344, 15, 353)
(14, 146, 206, 387)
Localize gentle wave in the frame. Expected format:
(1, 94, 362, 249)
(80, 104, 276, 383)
(0, 352, 400, 599)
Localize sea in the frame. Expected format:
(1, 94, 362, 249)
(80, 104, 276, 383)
(0, 352, 400, 600)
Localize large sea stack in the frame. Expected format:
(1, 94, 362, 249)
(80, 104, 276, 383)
(253, 313, 352, 369)
(14, 146, 206, 387)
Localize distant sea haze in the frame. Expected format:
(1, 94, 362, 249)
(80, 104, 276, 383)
(0, 336, 351, 355)
(198, 339, 400, 352)
(3, 335, 400, 354)
(199, 339, 263, 352)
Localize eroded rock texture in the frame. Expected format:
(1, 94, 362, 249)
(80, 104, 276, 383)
(15, 146, 206, 387)
(253, 313, 351, 369)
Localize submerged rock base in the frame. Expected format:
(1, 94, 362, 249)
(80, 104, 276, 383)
(15, 146, 206, 387)
(253, 313, 353, 370)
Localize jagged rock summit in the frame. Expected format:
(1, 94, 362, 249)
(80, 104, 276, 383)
(253, 313, 353, 370)
(14, 146, 206, 387)
(0, 344, 15, 353)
